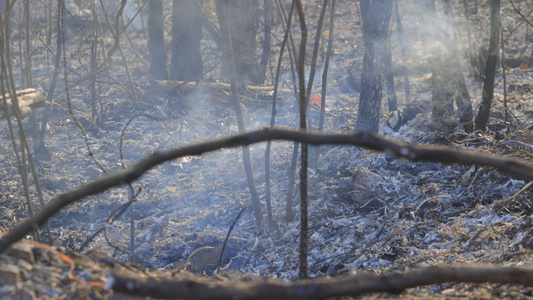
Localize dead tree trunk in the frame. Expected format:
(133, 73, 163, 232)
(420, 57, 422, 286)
(148, 0, 168, 80)
(393, 0, 410, 104)
(423, 0, 473, 132)
(356, 0, 393, 132)
(444, 0, 473, 133)
(218, 0, 261, 84)
(257, 0, 271, 85)
(170, 0, 202, 81)
(475, 0, 500, 131)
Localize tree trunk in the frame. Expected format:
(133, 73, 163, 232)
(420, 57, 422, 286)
(356, 0, 393, 132)
(218, 0, 261, 84)
(443, 0, 473, 132)
(257, 0, 271, 84)
(475, 0, 500, 131)
(429, 55, 455, 130)
(148, 0, 168, 80)
(394, 0, 410, 104)
(425, 0, 473, 132)
(170, 0, 202, 81)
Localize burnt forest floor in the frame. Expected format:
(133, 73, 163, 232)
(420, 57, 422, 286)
(1, 0, 533, 299)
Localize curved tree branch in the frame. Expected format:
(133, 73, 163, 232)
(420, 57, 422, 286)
(0, 127, 532, 252)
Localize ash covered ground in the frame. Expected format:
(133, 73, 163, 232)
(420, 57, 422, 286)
(1, 0, 533, 298)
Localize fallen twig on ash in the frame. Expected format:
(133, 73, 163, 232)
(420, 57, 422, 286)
(109, 264, 533, 299)
(1, 127, 533, 253)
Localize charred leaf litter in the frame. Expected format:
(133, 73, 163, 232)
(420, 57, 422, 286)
(1, 0, 533, 298)
(2, 78, 533, 298)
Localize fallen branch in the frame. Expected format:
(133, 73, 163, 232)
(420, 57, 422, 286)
(149, 80, 292, 97)
(1, 127, 533, 252)
(0, 88, 46, 120)
(109, 264, 533, 299)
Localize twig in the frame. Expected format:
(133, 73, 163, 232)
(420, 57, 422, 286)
(304, 0, 328, 112)
(0, 3, 45, 242)
(275, 0, 299, 223)
(508, 0, 533, 27)
(319, 0, 335, 132)
(118, 113, 158, 262)
(313, 0, 336, 166)
(217, 205, 248, 271)
(264, 0, 292, 230)
(62, 35, 109, 176)
(119, 114, 160, 169)
(214, 0, 264, 228)
(99, 0, 134, 97)
(78, 114, 154, 253)
(103, 226, 129, 258)
(78, 226, 104, 252)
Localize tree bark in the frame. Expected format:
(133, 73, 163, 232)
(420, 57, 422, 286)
(257, 0, 271, 84)
(218, 0, 261, 84)
(475, 0, 500, 131)
(148, 0, 168, 80)
(425, 0, 473, 132)
(393, 0, 410, 104)
(170, 0, 202, 81)
(356, 0, 393, 132)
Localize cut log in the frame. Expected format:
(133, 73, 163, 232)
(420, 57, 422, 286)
(0, 89, 47, 120)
